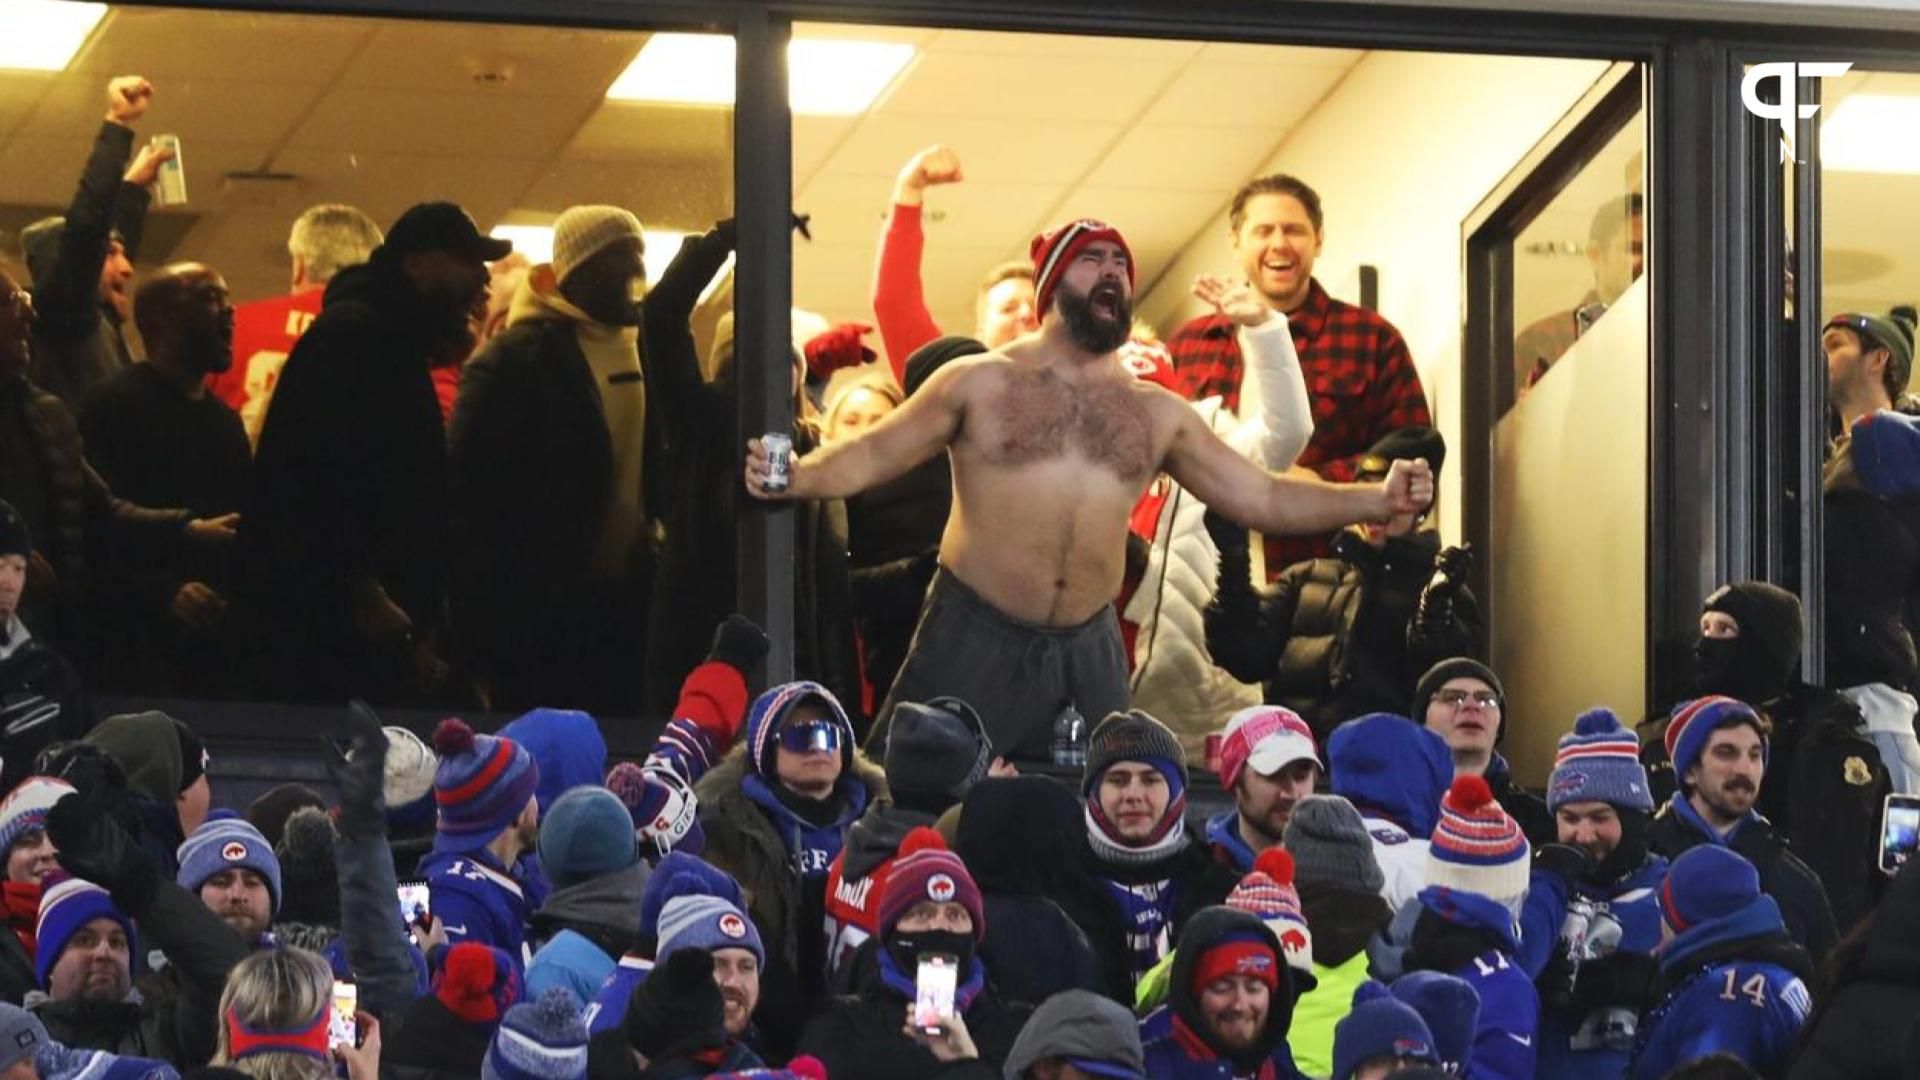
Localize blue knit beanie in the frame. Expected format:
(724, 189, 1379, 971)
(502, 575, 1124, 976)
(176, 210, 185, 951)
(432, 719, 541, 851)
(1389, 972, 1481, 1075)
(1660, 845, 1762, 933)
(177, 818, 282, 914)
(1548, 708, 1654, 812)
(1664, 696, 1768, 786)
(36, 875, 135, 989)
(743, 682, 853, 778)
(482, 988, 588, 1080)
(1332, 980, 1438, 1080)
(536, 787, 637, 888)
(498, 710, 607, 816)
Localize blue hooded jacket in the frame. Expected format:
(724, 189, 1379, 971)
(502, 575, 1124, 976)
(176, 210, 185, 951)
(1328, 714, 1452, 838)
(1629, 892, 1813, 1080)
(1524, 855, 1669, 1080)
(1205, 810, 1258, 874)
(499, 708, 609, 816)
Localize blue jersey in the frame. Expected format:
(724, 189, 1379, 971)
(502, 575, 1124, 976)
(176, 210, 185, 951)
(1631, 959, 1811, 1080)
(585, 954, 652, 1037)
(1413, 888, 1539, 1080)
(421, 848, 532, 972)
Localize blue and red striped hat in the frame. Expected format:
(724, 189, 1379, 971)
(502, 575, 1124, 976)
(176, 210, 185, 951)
(1425, 775, 1530, 911)
(1664, 696, 1768, 785)
(1660, 845, 1762, 934)
(743, 682, 853, 779)
(1548, 708, 1654, 812)
(432, 719, 540, 851)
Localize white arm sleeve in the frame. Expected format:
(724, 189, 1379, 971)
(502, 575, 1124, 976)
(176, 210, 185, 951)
(1223, 313, 1313, 469)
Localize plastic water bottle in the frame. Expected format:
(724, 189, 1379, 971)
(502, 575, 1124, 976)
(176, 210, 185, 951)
(1052, 704, 1087, 768)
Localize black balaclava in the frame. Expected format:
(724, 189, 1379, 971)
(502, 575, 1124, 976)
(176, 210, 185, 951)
(1693, 581, 1804, 704)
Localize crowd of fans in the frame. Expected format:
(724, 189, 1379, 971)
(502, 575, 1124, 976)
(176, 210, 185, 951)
(0, 72, 1918, 1080)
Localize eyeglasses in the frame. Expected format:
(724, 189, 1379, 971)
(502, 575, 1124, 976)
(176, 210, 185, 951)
(778, 719, 842, 755)
(1432, 689, 1501, 709)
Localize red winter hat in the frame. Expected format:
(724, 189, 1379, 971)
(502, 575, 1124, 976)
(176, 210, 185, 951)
(434, 941, 523, 1024)
(875, 827, 985, 943)
(1029, 219, 1135, 319)
(1190, 934, 1281, 999)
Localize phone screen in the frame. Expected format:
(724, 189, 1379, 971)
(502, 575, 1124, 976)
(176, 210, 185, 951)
(1882, 795, 1920, 875)
(397, 882, 430, 927)
(913, 954, 958, 1033)
(328, 981, 358, 1049)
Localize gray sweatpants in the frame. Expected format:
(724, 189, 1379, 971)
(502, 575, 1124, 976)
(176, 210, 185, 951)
(868, 567, 1129, 763)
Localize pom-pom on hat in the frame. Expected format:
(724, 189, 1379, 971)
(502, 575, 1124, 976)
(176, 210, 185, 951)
(432, 719, 540, 851)
(1228, 848, 1315, 982)
(1425, 776, 1530, 911)
(874, 827, 985, 943)
(483, 987, 589, 1080)
(1029, 219, 1135, 319)
(434, 942, 523, 1025)
(1664, 696, 1768, 784)
(1548, 708, 1654, 812)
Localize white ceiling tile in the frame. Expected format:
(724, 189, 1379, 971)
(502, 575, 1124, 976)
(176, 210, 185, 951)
(823, 113, 1120, 184)
(339, 21, 643, 97)
(258, 149, 545, 234)
(793, 23, 939, 47)
(0, 133, 96, 202)
(70, 8, 370, 83)
(1036, 185, 1227, 281)
(19, 74, 324, 147)
(793, 173, 893, 250)
(1142, 59, 1352, 130)
(929, 30, 1202, 63)
(794, 115, 857, 184)
(0, 73, 53, 142)
(565, 103, 733, 163)
(513, 160, 732, 234)
(797, 174, 1065, 255)
(1085, 125, 1283, 192)
(877, 51, 1181, 124)
(284, 87, 577, 158)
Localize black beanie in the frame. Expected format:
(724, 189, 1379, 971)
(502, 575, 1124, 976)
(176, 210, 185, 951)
(884, 698, 991, 810)
(1413, 657, 1506, 738)
(1702, 582, 1804, 675)
(903, 336, 986, 398)
(0, 501, 29, 559)
(246, 783, 329, 849)
(273, 807, 341, 928)
(625, 947, 728, 1060)
(1357, 425, 1446, 484)
(174, 720, 208, 793)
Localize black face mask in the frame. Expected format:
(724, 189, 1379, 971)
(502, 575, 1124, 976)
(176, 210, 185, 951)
(1586, 808, 1652, 887)
(1692, 636, 1788, 703)
(886, 928, 976, 983)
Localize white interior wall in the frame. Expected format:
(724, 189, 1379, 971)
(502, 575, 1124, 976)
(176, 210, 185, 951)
(1137, 51, 1611, 544)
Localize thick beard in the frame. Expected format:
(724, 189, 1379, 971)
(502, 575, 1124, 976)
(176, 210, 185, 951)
(1057, 281, 1131, 354)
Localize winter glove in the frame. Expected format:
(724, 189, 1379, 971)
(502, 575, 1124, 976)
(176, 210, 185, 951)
(1533, 843, 1594, 888)
(45, 783, 159, 915)
(804, 322, 877, 382)
(1204, 510, 1248, 554)
(1415, 543, 1474, 631)
(323, 700, 389, 841)
(706, 614, 771, 674)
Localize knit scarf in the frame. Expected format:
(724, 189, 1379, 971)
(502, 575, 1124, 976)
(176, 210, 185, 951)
(4, 881, 38, 955)
(877, 942, 987, 1013)
(1084, 803, 1190, 868)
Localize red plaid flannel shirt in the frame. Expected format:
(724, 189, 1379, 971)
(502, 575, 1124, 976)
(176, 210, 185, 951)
(1168, 278, 1430, 576)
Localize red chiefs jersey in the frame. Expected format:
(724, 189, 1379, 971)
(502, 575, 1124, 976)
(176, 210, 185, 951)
(822, 848, 900, 976)
(209, 290, 323, 443)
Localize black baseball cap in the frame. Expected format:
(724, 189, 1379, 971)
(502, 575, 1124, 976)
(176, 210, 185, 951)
(381, 202, 512, 263)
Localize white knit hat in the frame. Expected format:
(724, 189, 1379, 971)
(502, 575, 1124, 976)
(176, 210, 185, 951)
(378, 726, 438, 809)
(551, 205, 643, 285)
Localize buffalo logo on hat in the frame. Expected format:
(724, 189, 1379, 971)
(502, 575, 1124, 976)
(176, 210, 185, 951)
(718, 913, 747, 939)
(1280, 928, 1309, 954)
(927, 873, 956, 903)
(221, 841, 248, 862)
(1550, 771, 1589, 802)
(1394, 1038, 1431, 1057)
(1234, 953, 1274, 976)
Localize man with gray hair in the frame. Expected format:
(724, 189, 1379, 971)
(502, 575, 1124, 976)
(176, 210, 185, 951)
(209, 203, 383, 443)
(450, 204, 658, 713)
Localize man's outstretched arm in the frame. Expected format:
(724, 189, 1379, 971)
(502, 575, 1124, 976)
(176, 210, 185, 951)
(1164, 399, 1432, 535)
(745, 356, 974, 501)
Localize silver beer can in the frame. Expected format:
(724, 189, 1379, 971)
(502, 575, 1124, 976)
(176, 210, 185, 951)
(762, 432, 793, 494)
(152, 134, 187, 206)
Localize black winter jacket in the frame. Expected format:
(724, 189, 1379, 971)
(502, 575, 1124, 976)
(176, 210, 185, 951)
(1648, 802, 1840, 965)
(1054, 822, 1238, 1006)
(1207, 528, 1479, 744)
(241, 258, 452, 702)
(795, 951, 1034, 1080)
(1824, 469, 1920, 691)
(381, 995, 495, 1080)
(447, 308, 664, 711)
(1790, 859, 1920, 1080)
(27, 121, 148, 406)
(640, 224, 860, 723)
(0, 634, 92, 795)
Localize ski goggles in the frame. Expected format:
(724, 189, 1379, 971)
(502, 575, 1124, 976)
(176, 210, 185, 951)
(778, 719, 843, 755)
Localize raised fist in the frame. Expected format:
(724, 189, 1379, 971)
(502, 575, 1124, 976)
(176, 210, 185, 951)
(894, 145, 963, 204)
(105, 77, 154, 125)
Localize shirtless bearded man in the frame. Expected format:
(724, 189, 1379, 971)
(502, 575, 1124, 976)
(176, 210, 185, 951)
(746, 220, 1432, 760)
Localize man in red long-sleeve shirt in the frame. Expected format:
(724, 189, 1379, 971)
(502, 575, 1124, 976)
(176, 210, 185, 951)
(1168, 174, 1431, 577)
(871, 145, 1040, 379)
